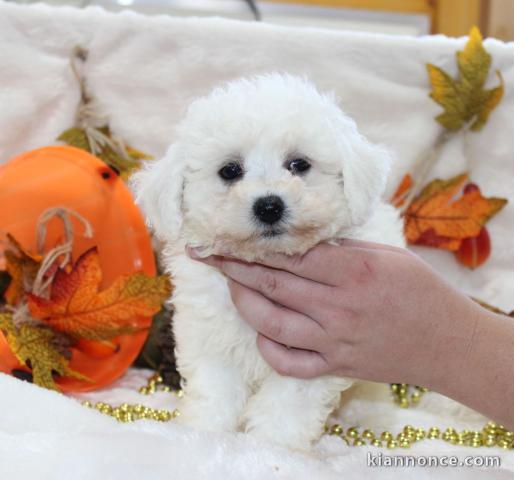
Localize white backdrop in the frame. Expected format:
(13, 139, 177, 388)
(0, 2, 513, 479)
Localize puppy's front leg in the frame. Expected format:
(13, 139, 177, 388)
(178, 357, 249, 433)
(242, 373, 351, 450)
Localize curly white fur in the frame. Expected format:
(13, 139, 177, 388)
(132, 74, 405, 450)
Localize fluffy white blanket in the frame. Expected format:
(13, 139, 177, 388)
(0, 2, 513, 478)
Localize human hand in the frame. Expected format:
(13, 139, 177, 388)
(187, 240, 484, 391)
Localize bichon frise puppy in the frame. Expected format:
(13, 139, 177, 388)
(132, 74, 404, 450)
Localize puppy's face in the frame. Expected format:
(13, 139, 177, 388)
(133, 75, 391, 260)
(179, 111, 351, 258)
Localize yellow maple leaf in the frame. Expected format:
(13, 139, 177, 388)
(404, 173, 507, 251)
(3, 234, 42, 305)
(28, 248, 172, 341)
(0, 312, 89, 390)
(427, 26, 504, 131)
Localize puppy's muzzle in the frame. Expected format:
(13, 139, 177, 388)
(253, 195, 285, 225)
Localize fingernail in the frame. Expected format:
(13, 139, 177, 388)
(186, 246, 204, 259)
(212, 241, 233, 257)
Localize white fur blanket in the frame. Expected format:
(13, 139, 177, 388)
(0, 2, 513, 478)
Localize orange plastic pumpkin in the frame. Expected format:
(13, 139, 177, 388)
(0, 146, 156, 392)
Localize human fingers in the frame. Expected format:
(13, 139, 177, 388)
(256, 334, 329, 379)
(228, 280, 328, 351)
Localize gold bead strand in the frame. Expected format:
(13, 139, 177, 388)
(81, 373, 182, 423)
(326, 422, 514, 450)
(139, 372, 183, 397)
(82, 399, 180, 423)
(390, 383, 428, 408)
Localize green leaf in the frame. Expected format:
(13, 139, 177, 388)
(57, 125, 152, 180)
(57, 128, 90, 151)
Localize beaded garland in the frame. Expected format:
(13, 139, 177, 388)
(326, 422, 513, 450)
(390, 383, 428, 407)
(81, 374, 513, 450)
(81, 374, 181, 423)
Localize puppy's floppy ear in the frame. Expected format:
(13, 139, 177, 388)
(130, 144, 185, 241)
(339, 131, 392, 226)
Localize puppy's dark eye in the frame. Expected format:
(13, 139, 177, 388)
(218, 162, 243, 182)
(286, 158, 311, 175)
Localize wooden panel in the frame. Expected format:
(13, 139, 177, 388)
(434, 0, 483, 37)
(487, 0, 514, 41)
(262, 0, 434, 15)
(262, 1, 492, 37)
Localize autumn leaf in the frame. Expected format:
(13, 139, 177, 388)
(427, 26, 504, 132)
(57, 127, 89, 151)
(125, 145, 153, 161)
(3, 234, 42, 305)
(0, 312, 88, 390)
(28, 248, 171, 341)
(404, 173, 507, 251)
(57, 126, 152, 180)
(390, 174, 413, 208)
(454, 184, 493, 269)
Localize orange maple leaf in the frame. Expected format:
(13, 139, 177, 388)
(3, 234, 43, 305)
(390, 174, 413, 208)
(27, 248, 171, 341)
(404, 174, 507, 251)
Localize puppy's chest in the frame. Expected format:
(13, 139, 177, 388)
(170, 254, 270, 380)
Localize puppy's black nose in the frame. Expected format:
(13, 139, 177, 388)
(253, 195, 285, 225)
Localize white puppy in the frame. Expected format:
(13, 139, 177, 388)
(132, 74, 404, 450)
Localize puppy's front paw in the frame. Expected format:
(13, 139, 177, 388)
(244, 402, 319, 451)
(242, 374, 349, 451)
(245, 421, 314, 452)
(176, 400, 239, 433)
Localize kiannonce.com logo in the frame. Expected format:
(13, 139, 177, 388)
(367, 452, 501, 468)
